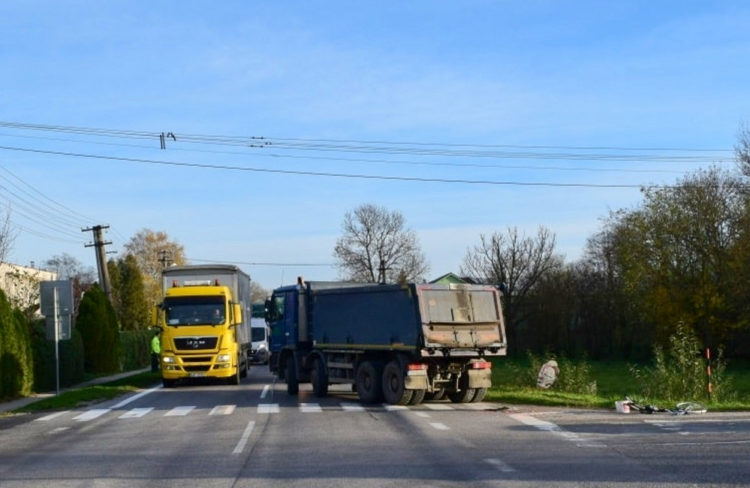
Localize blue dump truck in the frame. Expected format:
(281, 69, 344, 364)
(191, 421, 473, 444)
(266, 279, 507, 405)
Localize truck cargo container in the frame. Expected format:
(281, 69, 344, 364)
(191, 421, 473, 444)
(266, 279, 506, 404)
(154, 265, 251, 387)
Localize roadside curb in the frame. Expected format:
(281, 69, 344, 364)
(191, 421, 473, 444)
(0, 367, 150, 414)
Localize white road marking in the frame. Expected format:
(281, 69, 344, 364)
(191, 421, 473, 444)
(257, 403, 280, 414)
(260, 385, 271, 399)
(165, 406, 195, 416)
(119, 408, 153, 419)
(484, 458, 516, 473)
(232, 420, 255, 454)
(414, 411, 430, 418)
(209, 405, 236, 416)
(341, 403, 365, 412)
(509, 413, 606, 448)
(383, 404, 408, 411)
(430, 422, 450, 431)
(300, 403, 323, 413)
(49, 427, 70, 434)
(111, 386, 161, 409)
(425, 404, 454, 410)
(73, 409, 111, 422)
(36, 411, 70, 421)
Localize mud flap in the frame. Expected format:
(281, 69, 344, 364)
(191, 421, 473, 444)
(466, 368, 492, 389)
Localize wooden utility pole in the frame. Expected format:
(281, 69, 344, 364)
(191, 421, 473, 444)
(83, 225, 113, 302)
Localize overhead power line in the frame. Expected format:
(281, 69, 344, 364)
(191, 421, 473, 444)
(0, 144, 667, 189)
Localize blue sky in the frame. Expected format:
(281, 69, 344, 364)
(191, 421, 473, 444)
(1, 1, 748, 291)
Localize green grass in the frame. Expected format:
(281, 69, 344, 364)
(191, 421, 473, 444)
(11, 371, 161, 413)
(489, 357, 750, 411)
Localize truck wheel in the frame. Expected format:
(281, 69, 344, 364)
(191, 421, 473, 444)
(448, 387, 476, 403)
(240, 354, 249, 378)
(229, 357, 241, 385)
(471, 387, 487, 402)
(311, 358, 328, 398)
(286, 358, 299, 395)
(162, 378, 177, 388)
(356, 361, 383, 404)
(425, 388, 446, 401)
(382, 360, 412, 405)
(408, 389, 426, 405)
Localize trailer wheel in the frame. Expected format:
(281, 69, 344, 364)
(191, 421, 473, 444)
(448, 387, 476, 403)
(286, 358, 299, 395)
(425, 388, 446, 401)
(471, 387, 487, 403)
(311, 358, 328, 398)
(356, 361, 383, 404)
(382, 360, 412, 405)
(408, 389, 426, 405)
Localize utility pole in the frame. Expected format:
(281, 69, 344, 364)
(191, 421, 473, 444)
(158, 249, 173, 268)
(83, 225, 113, 302)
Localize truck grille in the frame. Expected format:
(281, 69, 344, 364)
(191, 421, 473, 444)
(174, 337, 218, 351)
(183, 365, 211, 372)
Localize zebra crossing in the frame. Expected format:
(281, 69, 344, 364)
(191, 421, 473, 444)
(35, 400, 483, 424)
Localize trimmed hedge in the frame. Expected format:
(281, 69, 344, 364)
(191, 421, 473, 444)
(120, 329, 151, 371)
(76, 284, 121, 374)
(30, 320, 85, 392)
(0, 289, 33, 399)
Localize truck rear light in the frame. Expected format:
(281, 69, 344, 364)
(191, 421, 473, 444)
(471, 360, 492, 370)
(407, 363, 427, 371)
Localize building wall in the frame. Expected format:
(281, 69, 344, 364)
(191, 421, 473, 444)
(0, 262, 58, 315)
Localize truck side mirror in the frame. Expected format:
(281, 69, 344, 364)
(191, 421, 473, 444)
(151, 305, 160, 327)
(233, 303, 243, 324)
(264, 298, 273, 321)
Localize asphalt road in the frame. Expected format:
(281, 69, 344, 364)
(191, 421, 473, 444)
(1, 367, 749, 487)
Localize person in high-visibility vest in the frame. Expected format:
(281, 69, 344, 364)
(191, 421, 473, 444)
(151, 331, 161, 372)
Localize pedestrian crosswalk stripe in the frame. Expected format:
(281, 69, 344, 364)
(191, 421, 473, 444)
(257, 403, 280, 414)
(165, 406, 195, 416)
(37, 411, 70, 422)
(210, 405, 236, 416)
(341, 402, 365, 412)
(119, 408, 153, 419)
(300, 403, 322, 413)
(73, 409, 111, 421)
(425, 404, 454, 410)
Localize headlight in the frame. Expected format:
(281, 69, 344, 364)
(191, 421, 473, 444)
(162, 356, 176, 364)
(217, 354, 231, 362)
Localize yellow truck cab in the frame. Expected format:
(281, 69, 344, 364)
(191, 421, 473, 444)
(155, 265, 251, 388)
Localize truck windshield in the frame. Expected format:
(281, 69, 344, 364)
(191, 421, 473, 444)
(422, 289, 499, 324)
(164, 296, 226, 326)
(251, 327, 266, 342)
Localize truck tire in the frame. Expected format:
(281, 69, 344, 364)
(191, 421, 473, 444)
(286, 358, 299, 395)
(356, 361, 383, 404)
(228, 357, 241, 385)
(311, 358, 328, 398)
(408, 389, 426, 405)
(471, 387, 487, 402)
(162, 378, 177, 388)
(425, 388, 446, 401)
(382, 360, 412, 405)
(240, 353, 249, 378)
(448, 387, 476, 403)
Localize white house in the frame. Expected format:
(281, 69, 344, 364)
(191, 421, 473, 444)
(0, 262, 58, 315)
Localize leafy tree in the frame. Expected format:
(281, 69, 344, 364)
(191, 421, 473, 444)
(76, 284, 120, 374)
(603, 167, 747, 351)
(123, 229, 186, 308)
(461, 226, 561, 354)
(108, 254, 149, 330)
(737, 122, 750, 178)
(334, 204, 429, 283)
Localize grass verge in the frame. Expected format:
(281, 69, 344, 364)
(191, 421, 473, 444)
(12, 371, 161, 413)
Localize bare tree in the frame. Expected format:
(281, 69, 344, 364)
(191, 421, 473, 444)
(461, 226, 561, 346)
(0, 206, 16, 263)
(334, 204, 429, 283)
(737, 122, 750, 178)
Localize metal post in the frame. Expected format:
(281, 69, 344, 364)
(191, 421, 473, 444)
(54, 286, 60, 396)
(706, 347, 712, 402)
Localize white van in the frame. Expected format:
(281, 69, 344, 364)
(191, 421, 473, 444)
(250, 304, 269, 364)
